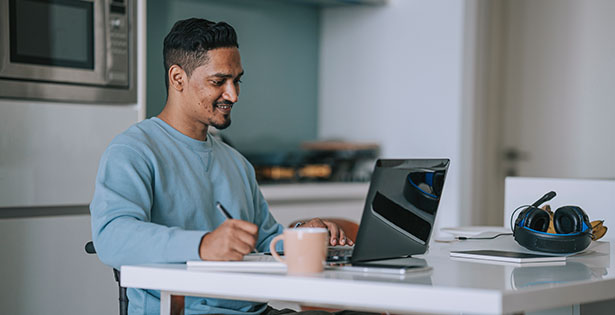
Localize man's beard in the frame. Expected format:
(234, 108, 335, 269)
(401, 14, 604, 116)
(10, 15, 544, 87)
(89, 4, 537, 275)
(210, 101, 233, 130)
(210, 117, 231, 130)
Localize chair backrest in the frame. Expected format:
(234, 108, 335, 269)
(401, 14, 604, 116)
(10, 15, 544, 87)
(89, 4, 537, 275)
(503, 177, 615, 240)
(84, 241, 128, 315)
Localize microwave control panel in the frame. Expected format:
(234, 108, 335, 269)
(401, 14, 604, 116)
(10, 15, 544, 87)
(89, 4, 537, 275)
(107, 0, 130, 87)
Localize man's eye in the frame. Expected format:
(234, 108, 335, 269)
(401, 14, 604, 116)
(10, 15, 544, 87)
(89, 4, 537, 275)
(234, 79, 242, 84)
(211, 80, 223, 86)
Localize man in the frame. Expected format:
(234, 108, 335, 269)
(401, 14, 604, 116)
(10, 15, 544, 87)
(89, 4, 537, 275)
(90, 18, 352, 314)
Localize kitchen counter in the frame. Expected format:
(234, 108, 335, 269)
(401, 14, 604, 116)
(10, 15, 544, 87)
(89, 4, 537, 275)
(259, 182, 370, 226)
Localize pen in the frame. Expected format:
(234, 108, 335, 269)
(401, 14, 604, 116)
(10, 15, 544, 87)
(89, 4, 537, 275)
(215, 201, 233, 219)
(215, 201, 259, 253)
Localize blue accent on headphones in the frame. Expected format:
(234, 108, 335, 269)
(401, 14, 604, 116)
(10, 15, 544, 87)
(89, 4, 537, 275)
(425, 172, 434, 187)
(524, 226, 585, 236)
(407, 174, 438, 199)
(512, 191, 592, 254)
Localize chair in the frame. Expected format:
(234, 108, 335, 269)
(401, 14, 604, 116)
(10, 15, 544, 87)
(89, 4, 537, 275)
(84, 241, 128, 315)
(85, 241, 185, 315)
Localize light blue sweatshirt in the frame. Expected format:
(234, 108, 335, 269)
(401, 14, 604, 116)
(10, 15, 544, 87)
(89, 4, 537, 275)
(90, 117, 284, 315)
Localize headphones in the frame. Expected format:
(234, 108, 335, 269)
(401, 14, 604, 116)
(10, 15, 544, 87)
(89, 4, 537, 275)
(512, 191, 592, 254)
(403, 170, 445, 214)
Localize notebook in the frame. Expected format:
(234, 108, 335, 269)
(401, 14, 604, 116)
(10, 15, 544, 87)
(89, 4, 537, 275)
(188, 254, 432, 276)
(449, 250, 567, 264)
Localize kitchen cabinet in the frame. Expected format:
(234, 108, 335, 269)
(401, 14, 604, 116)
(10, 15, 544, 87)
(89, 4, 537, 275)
(286, 0, 386, 6)
(261, 182, 370, 227)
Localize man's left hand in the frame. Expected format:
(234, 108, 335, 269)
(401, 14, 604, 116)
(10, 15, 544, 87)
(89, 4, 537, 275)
(300, 218, 353, 246)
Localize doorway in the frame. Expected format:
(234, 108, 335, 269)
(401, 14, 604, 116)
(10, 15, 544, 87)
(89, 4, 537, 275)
(471, 0, 615, 226)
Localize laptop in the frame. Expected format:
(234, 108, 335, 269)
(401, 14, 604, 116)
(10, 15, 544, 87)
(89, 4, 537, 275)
(326, 158, 450, 266)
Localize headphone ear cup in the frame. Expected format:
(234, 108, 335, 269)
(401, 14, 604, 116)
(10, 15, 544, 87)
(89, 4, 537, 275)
(553, 206, 589, 234)
(523, 208, 551, 232)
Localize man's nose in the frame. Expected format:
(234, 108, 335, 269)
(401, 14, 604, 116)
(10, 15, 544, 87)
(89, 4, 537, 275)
(222, 83, 239, 103)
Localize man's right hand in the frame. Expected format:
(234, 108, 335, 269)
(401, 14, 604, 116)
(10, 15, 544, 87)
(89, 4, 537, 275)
(199, 219, 258, 261)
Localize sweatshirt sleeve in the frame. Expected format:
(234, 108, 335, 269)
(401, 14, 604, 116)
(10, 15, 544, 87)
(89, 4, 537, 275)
(90, 144, 205, 270)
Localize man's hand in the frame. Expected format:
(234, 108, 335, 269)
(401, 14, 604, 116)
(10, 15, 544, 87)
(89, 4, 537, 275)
(199, 219, 258, 261)
(300, 218, 354, 246)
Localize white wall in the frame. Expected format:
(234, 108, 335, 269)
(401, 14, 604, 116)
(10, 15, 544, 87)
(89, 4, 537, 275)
(318, 0, 472, 230)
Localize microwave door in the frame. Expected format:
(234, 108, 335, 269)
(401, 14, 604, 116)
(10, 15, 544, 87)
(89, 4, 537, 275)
(0, 0, 107, 86)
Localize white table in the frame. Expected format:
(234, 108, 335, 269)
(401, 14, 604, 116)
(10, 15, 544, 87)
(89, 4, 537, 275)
(121, 238, 615, 315)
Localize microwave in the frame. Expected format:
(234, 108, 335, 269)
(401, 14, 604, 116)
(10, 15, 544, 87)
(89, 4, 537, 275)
(0, 0, 136, 104)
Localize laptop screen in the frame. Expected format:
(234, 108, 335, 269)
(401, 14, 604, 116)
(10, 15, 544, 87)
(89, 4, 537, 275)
(351, 158, 450, 263)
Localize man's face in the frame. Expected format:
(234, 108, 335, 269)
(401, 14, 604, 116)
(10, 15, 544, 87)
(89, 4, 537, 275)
(183, 47, 243, 130)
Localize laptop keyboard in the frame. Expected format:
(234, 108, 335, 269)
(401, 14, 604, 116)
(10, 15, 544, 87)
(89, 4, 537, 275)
(256, 246, 355, 263)
(327, 245, 354, 262)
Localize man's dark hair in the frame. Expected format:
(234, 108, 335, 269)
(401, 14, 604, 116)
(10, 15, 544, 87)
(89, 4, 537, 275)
(163, 18, 238, 91)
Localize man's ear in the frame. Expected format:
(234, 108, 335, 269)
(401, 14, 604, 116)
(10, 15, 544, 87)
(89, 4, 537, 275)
(168, 65, 186, 92)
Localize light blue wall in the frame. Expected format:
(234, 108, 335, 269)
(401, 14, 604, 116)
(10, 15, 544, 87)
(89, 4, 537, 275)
(147, 0, 320, 152)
